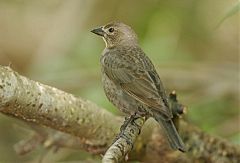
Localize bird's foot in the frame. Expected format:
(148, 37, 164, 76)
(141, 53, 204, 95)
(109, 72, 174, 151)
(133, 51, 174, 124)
(112, 130, 133, 147)
(130, 114, 143, 135)
(112, 113, 139, 146)
(120, 133, 133, 147)
(120, 114, 137, 132)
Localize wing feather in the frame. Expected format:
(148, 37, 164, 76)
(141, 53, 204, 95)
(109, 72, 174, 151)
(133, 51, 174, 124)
(102, 48, 172, 118)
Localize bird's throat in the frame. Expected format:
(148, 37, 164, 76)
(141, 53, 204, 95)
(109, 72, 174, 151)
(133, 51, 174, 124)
(102, 37, 108, 48)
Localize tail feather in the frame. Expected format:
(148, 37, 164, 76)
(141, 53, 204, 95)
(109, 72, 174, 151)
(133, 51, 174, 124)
(155, 117, 186, 152)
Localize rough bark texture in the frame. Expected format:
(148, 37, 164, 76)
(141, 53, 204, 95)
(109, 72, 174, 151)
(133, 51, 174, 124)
(0, 65, 239, 163)
(0, 66, 119, 153)
(102, 117, 145, 163)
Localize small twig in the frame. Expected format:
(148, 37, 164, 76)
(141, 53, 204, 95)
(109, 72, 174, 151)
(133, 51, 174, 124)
(13, 123, 108, 156)
(169, 90, 187, 129)
(14, 133, 44, 155)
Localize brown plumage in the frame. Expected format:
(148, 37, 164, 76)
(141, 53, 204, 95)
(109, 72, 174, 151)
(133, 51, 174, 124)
(91, 21, 186, 152)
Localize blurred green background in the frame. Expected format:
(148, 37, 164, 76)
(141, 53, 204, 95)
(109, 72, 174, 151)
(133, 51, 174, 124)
(0, 0, 239, 162)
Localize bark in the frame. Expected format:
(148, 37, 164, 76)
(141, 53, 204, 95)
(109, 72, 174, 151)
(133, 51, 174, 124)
(102, 117, 145, 163)
(0, 65, 239, 163)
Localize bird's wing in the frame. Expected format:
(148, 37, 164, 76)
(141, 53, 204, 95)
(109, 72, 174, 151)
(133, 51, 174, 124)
(102, 49, 172, 118)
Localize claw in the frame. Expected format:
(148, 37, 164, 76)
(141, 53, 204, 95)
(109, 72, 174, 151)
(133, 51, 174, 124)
(112, 113, 139, 146)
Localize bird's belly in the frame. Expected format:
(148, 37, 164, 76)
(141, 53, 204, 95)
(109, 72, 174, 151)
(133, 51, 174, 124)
(102, 73, 139, 115)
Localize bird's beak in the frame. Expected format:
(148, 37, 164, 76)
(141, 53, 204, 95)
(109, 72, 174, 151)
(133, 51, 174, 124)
(91, 26, 104, 36)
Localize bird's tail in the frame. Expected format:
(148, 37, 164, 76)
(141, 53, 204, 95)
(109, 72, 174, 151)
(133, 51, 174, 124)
(154, 116, 186, 152)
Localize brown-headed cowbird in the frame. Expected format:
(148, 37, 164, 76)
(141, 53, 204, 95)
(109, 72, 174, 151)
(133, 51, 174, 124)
(91, 21, 186, 152)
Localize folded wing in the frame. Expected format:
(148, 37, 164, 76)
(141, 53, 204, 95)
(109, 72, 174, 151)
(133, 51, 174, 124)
(102, 50, 172, 119)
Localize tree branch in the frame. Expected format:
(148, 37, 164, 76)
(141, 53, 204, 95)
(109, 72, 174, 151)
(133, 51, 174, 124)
(102, 117, 145, 163)
(0, 65, 239, 162)
(0, 66, 119, 153)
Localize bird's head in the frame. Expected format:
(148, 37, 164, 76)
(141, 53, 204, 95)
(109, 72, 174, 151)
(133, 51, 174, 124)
(91, 21, 138, 48)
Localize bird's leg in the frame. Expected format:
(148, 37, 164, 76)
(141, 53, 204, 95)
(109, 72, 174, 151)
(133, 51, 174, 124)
(130, 114, 144, 136)
(120, 114, 135, 132)
(112, 113, 138, 145)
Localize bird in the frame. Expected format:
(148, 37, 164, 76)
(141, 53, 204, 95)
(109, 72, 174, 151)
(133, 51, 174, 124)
(91, 21, 186, 152)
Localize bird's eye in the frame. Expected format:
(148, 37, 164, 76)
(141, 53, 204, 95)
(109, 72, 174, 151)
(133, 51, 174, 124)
(108, 27, 114, 33)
